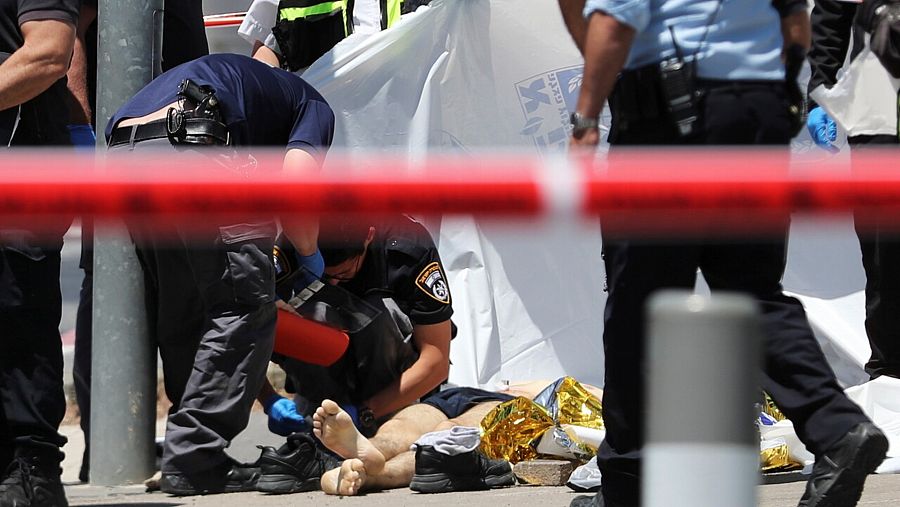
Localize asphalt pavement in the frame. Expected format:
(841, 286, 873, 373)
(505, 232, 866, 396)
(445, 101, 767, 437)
(58, 412, 900, 507)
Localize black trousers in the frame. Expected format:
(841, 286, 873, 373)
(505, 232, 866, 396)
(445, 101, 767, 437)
(0, 231, 68, 472)
(597, 80, 869, 506)
(848, 135, 900, 379)
(111, 139, 277, 475)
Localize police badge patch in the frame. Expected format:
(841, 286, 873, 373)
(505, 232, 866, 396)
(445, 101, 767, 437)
(416, 262, 451, 304)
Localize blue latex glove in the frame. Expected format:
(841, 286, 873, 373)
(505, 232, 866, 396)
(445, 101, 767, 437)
(806, 107, 838, 151)
(292, 249, 325, 291)
(67, 124, 96, 150)
(263, 394, 309, 436)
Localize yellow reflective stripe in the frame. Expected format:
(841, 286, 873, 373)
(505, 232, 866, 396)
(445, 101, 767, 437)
(279, 2, 344, 21)
(386, 0, 401, 27)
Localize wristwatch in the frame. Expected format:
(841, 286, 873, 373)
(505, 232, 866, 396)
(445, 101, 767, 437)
(358, 406, 376, 429)
(570, 112, 600, 134)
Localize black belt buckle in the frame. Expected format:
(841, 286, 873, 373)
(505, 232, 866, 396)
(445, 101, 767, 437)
(166, 107, 186, 142)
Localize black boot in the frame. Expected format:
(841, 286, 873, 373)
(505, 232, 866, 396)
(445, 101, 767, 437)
(409, 445, 516, 494)
(256, 433, 338, 494)
(0, 456, 68, 507)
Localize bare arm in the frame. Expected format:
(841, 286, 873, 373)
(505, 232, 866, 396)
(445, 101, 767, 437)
(0, 19, 76, 111)
(569, 11, 635, 148)
(782, 8, 811, 52)
(364, 320, 452, 418)
(558, 0, 587, 55)
(280, 148, 321, 256)
(252, 40, 282, 67)
(66, 4, 97, 124)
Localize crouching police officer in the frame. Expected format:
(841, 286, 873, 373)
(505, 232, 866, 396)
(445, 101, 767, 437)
(104, 53, 334, 496)
(568, 1, 886, 507)
(254, 214, 454, 494)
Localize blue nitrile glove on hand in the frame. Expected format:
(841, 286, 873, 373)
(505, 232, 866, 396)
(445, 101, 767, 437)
(67, 124, 96, 150)
(292, 249, 325, 291)
(806, 107, 838, 151)
(263, 394, 309, 436)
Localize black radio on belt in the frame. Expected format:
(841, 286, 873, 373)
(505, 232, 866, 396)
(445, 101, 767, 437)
(166, 79, 230, 145)
(659, 57, 700, 138)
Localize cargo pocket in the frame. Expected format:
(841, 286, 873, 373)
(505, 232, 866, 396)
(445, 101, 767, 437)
(272, 7, 348, 72)
(220, 222, 277, 307)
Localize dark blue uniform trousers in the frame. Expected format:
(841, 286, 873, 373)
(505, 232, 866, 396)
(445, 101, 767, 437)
(597, 80, 869, 506)
(0, 230, 68, 472)
(111, 139, 276, 476)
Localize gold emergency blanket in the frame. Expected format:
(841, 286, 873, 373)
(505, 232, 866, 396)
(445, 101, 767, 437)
(479, 376, 604, 463)
(760, 440, 803, 472)
(762, 392, 786, 422)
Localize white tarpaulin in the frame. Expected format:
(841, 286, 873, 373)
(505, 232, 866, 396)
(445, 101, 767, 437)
(299, 0, 875, 396)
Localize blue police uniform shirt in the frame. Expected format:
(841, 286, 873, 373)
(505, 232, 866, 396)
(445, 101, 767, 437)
(105, 53, 334, 155)
(582, 0, 792, 81)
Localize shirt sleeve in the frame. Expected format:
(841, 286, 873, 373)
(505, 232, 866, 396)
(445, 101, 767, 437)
(287, 98, 335, 158)
(402, 247, 454, 326)
(806, 0, 856, 100)
(582, 0, 651, 32)
(238, 0, 279, 44)
(17, 0, 80, 25)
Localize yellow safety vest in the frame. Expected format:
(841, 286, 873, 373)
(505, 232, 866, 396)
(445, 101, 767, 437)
(274, 0, 403, 70)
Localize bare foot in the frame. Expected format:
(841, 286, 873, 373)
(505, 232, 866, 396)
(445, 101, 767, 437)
(320, 458, 367, 496)
(313, 399, 385, 475)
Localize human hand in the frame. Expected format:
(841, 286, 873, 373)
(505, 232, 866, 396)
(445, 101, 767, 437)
(806, 107, 838, 152)
(264, 395, 309, 436)
(275, 299, 300, 316)
(569, 127, 601, 149)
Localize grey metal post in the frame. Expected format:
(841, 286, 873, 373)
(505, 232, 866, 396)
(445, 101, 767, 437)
(90, 0, 164, 485)
(643, 291, 762, 507)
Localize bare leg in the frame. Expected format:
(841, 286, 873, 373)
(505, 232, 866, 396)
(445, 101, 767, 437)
(313, 400, 386, 475)
(369, 403, 447, 459)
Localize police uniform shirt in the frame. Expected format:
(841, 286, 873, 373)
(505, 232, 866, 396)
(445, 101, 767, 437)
(0, 0, 79, 54)
(104, 53, 334, 153)
(582, 0, 807, 80)
(340, 215, 453, 327)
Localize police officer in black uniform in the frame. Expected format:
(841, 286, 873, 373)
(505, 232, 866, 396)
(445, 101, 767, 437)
(255, 214, 454, 493)
(104, 53, 334, 496)
(0, 1, 79, 505)
(270, 213, 453, 432)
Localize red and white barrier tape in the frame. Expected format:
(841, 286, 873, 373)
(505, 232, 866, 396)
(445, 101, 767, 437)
(1, 149, 898, 235)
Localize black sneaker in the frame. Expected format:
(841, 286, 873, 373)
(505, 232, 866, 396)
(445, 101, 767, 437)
(798, 421, 888, 507)
(0, 456, 68, 507)
(256, 433, 336, 494)
(160, 458, 260, 496)
(409, 445, 516, 494)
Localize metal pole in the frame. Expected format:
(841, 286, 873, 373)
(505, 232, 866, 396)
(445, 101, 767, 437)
(643, 291, 761, 507)
(90, 0, 164, 485)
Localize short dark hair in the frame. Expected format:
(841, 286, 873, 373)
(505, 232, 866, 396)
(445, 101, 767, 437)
(318, 216, 373, 267)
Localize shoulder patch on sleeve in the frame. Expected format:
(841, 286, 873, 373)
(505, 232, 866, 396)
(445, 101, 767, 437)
(415, 261, 451, 304)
